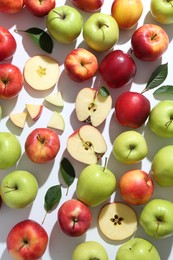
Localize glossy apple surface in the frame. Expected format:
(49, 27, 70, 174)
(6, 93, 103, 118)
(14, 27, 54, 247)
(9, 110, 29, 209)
(0, 26, 17, 61)
(25, 0, 55, 16)
(0, 0, 24, 13)
(150, 0, 173, 24)
(71, 0, 104, 12)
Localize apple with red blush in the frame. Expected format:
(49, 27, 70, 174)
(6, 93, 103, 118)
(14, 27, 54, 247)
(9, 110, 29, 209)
(0, 26, 17, 62)
(25, 0, 55, 17)
(0, 0, 24, 14)
(71, 0, 104, 12)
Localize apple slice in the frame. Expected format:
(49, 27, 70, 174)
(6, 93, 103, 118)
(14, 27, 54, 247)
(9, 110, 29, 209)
(9, 112, 27, 128)
(98, 202, 137, 241)
(47, 111, 65, 131)
(67, 124, 107, 164)
(24, 55, 60, 90)
(26, 104, 43, 121)
(75, 87, 112, 127)
(44, 91, 64, 107)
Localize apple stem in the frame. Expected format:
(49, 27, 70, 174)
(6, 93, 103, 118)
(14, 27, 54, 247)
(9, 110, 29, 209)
(151, 33, 157, 41)
(37, 133, 45, 144)
(4, 185, 18, 193)
(53, 10, 66, 19)
(16, 240, 28, 252)
(165, 119, 173, 128)
(72, 218, 78, 229)
(103, 157, 108, 172)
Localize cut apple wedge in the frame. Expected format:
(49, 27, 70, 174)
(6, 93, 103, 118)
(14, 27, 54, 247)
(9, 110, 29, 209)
(9, 112, 27, 128)
(47, 111, 65, 131)
(24, 55, 60, 90)
(26, 104, 43, 121)
(75, 87, 112, 127)
(67, 125, 107, 164)
(98, 202, 137, 241)
(44, 91, 64, 107)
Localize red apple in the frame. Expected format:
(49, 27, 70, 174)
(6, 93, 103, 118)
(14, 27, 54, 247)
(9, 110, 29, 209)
(64, 48, 98, 82)
(0, 0, 24, 13)
(58, 199, 92, 237)
(71, 0, 104, 12)
(99, 50, 136, 88)
(119, 169, 154, 205)
(25, 127, 60, 164)
(115, 91, 151, 128)
(25, 0, 55, 17)
(0, 26, 17, 62)
(131, 24, 169, 61)
(0, 64, 23, 99)
(6, 219, 48, 260)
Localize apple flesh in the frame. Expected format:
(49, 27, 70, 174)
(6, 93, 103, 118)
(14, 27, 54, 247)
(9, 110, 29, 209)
(44, 91, 64, 107)
(0, 26, 17, 61)
(25, 0, 55, 17)
(150, 0, 173, 24)
(47, 111, 65, 131)
(71, 0, 104, 12)
(0, 0, 24, 13)
(26, 104, 43, 121)
(9, 111, 27, 128)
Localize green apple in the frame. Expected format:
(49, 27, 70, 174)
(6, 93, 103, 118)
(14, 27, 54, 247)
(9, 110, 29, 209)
(72, 241, 108, 260)
(46, 5, 83, 44)
(150, 0, 173, 24)
(140, 199, 173, 239)
(0, 132, 21, 169)
(116, 238, 160, 260)
(76, 164, 116, 207)
(1, 170, 38, 208)
(113, 130, 148, 164)
(149, 100, 173, 138)
(83, 12, 119, 52)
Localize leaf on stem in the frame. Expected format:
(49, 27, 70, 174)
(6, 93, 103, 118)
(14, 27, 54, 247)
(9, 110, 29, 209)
(98, 86, 110, 98)
(44, 185, 62, 212)
(60, 157, 75, 192)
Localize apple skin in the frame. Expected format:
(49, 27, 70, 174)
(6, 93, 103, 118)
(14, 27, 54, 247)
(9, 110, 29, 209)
(25, 127, 60, 164)
(131, 24, 169, 61)
(99, 50, 136, 88)
(58, 199, 92, 237)
(0, 26, 17, 62)
(25, 0, 55, 16)
(6, 219, 48, 260)
(0, 132, 21, 169)
(71, 0, 104, 12)
(140, 199, 173, 239)
(0, 0, 24, 14)
(46, 5, 83, 44)
(76, 164, 116, 207)
(64, 48, 98, 82)
(150, 0, 173, 24)
(119, 170, 154, 205)
(115, 91, 150, 128)
(0, 63, 24, 99)
(111, 0, 143, 30)
(116, 237, 161, 260)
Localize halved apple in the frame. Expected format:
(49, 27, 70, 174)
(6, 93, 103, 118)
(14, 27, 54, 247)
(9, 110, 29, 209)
(47, 111, 65, 131)
(26, 104, 43, 121)
(9, 112, 27, 128)
(44, 91, 64, 107)
(24, 55, 60, 90)
(98, 202, 137, 241)
(75, 88, 112, 127)
(67, 125, 107, 164)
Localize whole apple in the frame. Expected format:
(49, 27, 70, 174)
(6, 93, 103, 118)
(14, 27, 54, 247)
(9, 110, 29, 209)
(25, 127, 60, 164)
(58, 199, 92, 237)
(1, 170, 38, 208)
(71, 0, 104, 12)
(0, 132, 21, 169)
(131, 24, 169, 61)
(46, 5, 83, 44)
(150, 0, 173, 24)
(115, 91, 150, 128)
(0, 63, 23, 99)
(0, 26, 17, 61)
(6, 219, 48, 260)
(25, 0, 55, 16)
(99, 50, 136, 88)
(83, 12, 119, 52)
(0, 0, 24, 13)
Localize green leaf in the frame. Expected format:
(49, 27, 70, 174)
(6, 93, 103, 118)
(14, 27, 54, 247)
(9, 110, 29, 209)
(98, 86, 110, 98)
(44, 185, 62, 212)
(60, 157, 75, 187)
(153, 85, 173, 95)
(142, 63, 168, 93)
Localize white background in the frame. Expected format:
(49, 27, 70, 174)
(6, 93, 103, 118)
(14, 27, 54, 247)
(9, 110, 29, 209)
(1, 0, 173, 259)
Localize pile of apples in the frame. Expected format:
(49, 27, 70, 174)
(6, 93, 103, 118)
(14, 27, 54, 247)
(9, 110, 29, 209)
(0, 0, 173, 259)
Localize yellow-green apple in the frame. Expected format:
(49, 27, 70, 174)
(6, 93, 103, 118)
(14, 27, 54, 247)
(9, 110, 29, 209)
(99, 50, 136, 88)
(1, 170, 38, 208)
(113, 130, 148, 164)
(83, 12, 119, 52)
(140, 199, 173, 238)
(9, 111, 27, 128)
(76, 163, 116, 207)
(72, 241, 108, 260)
(26, 104, 43, 121)
(58, 199, 92, 237)
(25, 127, 60, 164)
(71, 0, 104, 12)
(6, 219, 48, 260)
(149, 100, 173, 138)
(111, 0, 143, 30)
(25, 0, 55, 17)
(66, 124, 107, 164)
(98, 202, 137, 241)
(0, 26, 16, 61)
(0, 0, 24, 14)
(0, 63, 23, 99)
(64, 48, 98, 82)
(116, 237, 161, 260)
(151, 145, 173, 187)
(115, 91, 150, 128)
(150, 0, 173, 24)
(119, 169, 154, 205)
(75, 87, 112, 127)
(46, 5, 83, 44)
(131, 24, 169, 61)
(0, 132, 21, 169)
